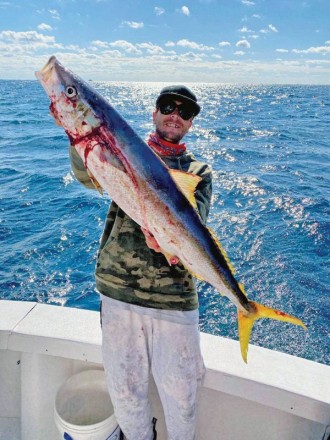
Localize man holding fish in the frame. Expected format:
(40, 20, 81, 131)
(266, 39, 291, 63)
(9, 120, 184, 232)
(36, 56, 305, 440)
(70, 85, 212, 440)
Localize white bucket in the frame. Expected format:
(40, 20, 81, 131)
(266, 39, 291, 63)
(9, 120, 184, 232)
(54, 369, 120, 440)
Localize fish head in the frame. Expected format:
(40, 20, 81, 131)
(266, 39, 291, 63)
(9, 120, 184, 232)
(35, 56, 102, 143)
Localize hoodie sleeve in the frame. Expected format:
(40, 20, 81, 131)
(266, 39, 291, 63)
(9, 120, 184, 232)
(194, 163, 213, 224)
(69, 144, 96, 190)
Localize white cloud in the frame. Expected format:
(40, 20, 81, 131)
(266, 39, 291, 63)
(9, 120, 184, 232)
(1, 23, 329, 84)
(48, 9, 60, 20)
(180, 52, 205, 60)
(292, 45, 330, 54)
(137, 42, 165, 54)
(269, 24, 278, 33)
(241, 0, 255, 5)
(177, 39, 214, 51)
(91, 40, 109, 49)
(306, 59, 330, 65)
(219, 41, 231, 47)
(0, 30, 55, 44)
(239, 26, 254, 33)
(122, 21, 144, 29)
(109, 40, 142, 54)
(181, 6, 190, 16)
(155, 6, 165, 15)
(0, 30, 62, 56)
(66, 44, 84, 51)
(236, 39, 251, 49)
(38, 23, 53, 31)
(103, 50, 122, 58)
(1, 47, 329, 83)
(260, 24, 278, 34)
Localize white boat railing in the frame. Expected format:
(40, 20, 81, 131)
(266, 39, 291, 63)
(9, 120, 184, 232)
(1, 300, 329, 440)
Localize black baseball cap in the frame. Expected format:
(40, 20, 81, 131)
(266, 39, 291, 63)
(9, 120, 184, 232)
(156, 85, 201, 116)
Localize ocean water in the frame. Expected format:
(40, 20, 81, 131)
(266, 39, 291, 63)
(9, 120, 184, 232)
(0, 80, 329, 365)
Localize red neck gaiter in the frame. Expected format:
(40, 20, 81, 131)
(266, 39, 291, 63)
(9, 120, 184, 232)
(147, 133, 186, 156)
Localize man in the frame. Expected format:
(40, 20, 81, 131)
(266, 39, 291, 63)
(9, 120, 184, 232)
(70, 85, 212, 440)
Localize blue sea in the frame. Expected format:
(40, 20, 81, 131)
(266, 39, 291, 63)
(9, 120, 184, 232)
(0, 80, 329, 365)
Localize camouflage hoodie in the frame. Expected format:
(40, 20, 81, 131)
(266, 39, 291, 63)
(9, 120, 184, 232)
(70, 141, 212, 311)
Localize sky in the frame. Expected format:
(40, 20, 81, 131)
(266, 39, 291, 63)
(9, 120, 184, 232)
(0, 0, 329, 84)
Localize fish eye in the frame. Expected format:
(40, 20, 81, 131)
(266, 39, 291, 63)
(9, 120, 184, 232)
(65, 85, 77, 98)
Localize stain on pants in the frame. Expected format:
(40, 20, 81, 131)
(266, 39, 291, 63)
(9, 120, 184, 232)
(101, 299, 205, 440)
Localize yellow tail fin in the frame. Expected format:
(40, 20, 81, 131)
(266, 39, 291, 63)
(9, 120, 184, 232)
(238, 301, 307, 363)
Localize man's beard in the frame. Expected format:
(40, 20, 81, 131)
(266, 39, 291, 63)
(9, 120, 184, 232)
(155, 128, 183, 144)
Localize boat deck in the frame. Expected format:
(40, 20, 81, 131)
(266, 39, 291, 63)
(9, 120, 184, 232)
(0, 300, 329, 440)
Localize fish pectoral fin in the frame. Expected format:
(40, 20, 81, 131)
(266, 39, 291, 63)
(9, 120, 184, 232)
(238, 301, 307, 363)
(141, 227, 162, 252)
(141, 227, 159, 251)
(169, 170, 202, 211)
(141, 227, 179, 265)
(86, 169, 103, 194)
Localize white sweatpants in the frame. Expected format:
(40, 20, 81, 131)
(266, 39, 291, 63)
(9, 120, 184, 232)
(101, 298, 205, 440)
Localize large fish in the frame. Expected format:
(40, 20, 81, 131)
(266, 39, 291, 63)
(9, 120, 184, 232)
(35, 56, 306, 362)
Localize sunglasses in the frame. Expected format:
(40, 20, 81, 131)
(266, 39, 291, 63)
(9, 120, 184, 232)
(157, 99, 195, 121)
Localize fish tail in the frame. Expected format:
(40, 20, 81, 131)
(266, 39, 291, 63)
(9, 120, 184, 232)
(238, 301, 307, 363)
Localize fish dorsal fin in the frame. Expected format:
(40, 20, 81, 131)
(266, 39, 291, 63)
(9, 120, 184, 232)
(169, 170, 202, 210)
(207, 227, 236, 276)
(239, 282, 247, 298)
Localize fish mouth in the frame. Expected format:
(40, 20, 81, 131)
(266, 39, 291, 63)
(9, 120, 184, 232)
(35, 55, 57, 85)
(35, 56, 64, 126)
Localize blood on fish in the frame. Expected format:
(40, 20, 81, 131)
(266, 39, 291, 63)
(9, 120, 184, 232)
(164, 206, 175, 225)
